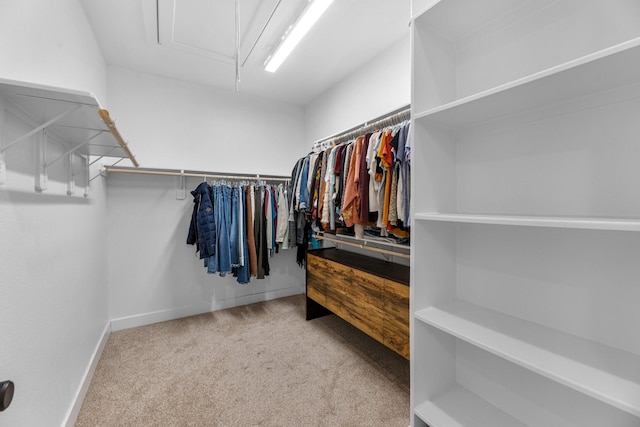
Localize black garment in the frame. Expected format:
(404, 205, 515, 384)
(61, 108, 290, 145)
(254, 186, 270, 279)
(187, 182, 216, 259)
(335, 142, 350, 209)
(296, 219, 311, 268)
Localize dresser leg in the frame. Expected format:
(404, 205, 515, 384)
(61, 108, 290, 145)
(306, 296, 332, 320)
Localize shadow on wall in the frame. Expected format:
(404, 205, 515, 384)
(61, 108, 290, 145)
(159, 188, 304, 312)
(0, 188, 94, 205)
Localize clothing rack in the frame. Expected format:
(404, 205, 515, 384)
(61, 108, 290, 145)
(104, 166, 290, 183)
(311, 104, 410, 152)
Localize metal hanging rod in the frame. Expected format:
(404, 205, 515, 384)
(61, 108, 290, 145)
(312, 104, 410, 150)
(104, 166, 290, 182)
(314, 233, 410, 259)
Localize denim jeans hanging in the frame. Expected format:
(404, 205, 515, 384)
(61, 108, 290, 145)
(208, 185, 232, 276)
(229, 186, 240, 267)
(233, 186, 251, 284)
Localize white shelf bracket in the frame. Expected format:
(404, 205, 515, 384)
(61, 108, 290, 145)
(66, 153, 75, 196)
(176, 169, 186, 200)
(91, 157, 123, 184)
(0, 152, 5, 187)
(35, 129, 48, 192)
(45, 131, 102, 168)
(0, 99, 5, 186)
(83, 156, 90, 198)
(0, 104, 82, 155)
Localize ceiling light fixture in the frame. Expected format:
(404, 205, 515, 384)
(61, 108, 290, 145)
(264, 0, 334, 73)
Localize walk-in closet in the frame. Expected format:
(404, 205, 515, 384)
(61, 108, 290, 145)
(1, 1, 639, 426)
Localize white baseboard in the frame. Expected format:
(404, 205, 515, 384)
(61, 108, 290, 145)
(64, 322, 111, 427)
(62, 286, 304, 425)
(110, 285, 304, 332)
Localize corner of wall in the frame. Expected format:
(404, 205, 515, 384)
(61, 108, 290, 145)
(63, 321, 111, 427)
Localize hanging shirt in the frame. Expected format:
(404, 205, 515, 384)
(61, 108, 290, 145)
(276, 183, 289, 246)
(321, 145, 339, 226)
(367, 132, 382, 213)
(357, 133, 372, 224)
(341, 136, 365, 226)
(265, 186, 273, 253)
(296, 156, 310, 211)
(245, 186, 258, 277)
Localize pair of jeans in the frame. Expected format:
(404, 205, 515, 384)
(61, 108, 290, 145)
(207, 185, 231, 276)
(233, 186, 251, 285)
(230, 186, 240, 267)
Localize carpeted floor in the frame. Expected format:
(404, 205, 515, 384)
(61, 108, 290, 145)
(76, 294, 410, 426)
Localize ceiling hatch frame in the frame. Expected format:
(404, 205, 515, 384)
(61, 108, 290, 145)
(156, 0, 238, 64)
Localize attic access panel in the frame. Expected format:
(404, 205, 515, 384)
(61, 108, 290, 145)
(0, 78, 137, 162)
(156, 0, 303, 66)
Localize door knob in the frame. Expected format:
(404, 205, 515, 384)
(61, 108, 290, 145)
(0, 381, 14, 411)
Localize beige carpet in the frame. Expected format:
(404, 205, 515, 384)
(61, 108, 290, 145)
(76, 294, 409, 426)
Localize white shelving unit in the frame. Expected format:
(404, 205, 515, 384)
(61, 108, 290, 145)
(0, 78, 138, 195)
(410, 1, 640, 426)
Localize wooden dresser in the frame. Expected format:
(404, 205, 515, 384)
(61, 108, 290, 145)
(305, 247, 410, 359)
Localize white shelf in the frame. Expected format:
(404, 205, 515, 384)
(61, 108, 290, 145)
(415, 300, 640, 417)
(413, 213, 640, 231)
(415, 385, 526, 427)
(0, 78, 136, 161)
(413, 0, 541, 42)
(413, 38, 640, 129)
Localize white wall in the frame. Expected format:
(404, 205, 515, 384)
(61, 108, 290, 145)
(106, 66, 305, 173)
(0, 2, 109, 426)
(0, 0, 107, 103)
(303, 36, 410, 145)
(104, 67, 306, 328)
(107, 173, 304, 329)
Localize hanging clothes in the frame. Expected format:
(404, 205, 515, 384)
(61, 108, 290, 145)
(206, 185, 232, 276)
(187, 179, 291, 284)
(245, 186, 258, 277)
(232, 186, 251, 284)
(187, 182, 217, 259)
(288, 118, 411, 250)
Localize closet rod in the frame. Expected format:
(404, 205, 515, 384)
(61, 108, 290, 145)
(312, 104, 410, 149)
(104, 166, 290, 182)
(314, 234, 410, 259)
(98, 109, 139, 168)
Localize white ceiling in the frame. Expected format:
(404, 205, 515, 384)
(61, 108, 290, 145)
(80, 0, 410, 106)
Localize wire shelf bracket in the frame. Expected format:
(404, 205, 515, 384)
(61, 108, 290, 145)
(0, 78, 139, 196)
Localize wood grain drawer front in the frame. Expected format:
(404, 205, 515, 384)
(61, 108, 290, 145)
(383, 279, 410, 359)
(306, 255, 328, 305)
(306, 250, 410, 359)
(344, 268, 385, 344)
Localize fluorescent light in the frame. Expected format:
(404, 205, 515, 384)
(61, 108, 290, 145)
(264, 0, 334, 72)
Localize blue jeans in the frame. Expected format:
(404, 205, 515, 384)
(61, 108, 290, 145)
(230, 186, 240, 267)
(234, 186, 251, 284)
(208, 185, 232, 276)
